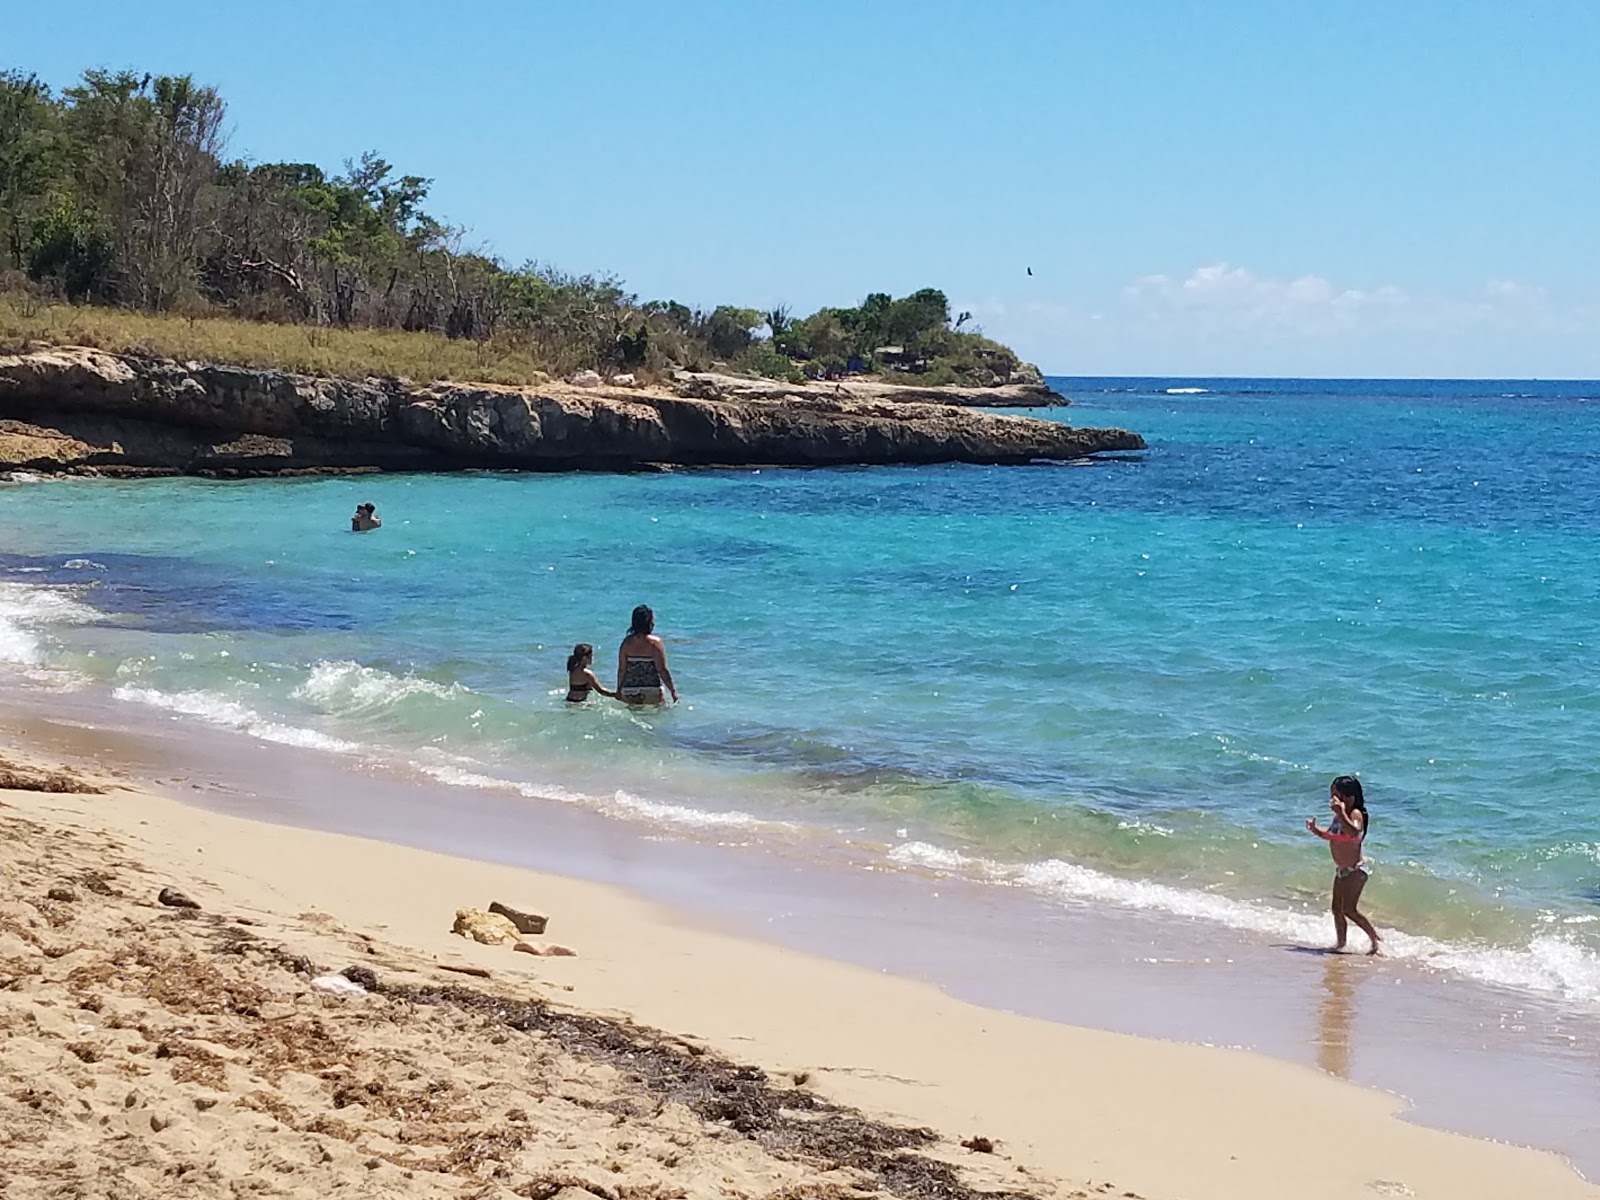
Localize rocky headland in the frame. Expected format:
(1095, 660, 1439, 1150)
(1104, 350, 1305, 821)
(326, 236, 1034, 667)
(0, 347, 1142, 476)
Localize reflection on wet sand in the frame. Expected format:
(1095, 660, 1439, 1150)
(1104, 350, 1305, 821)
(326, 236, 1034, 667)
(1316, 953, 1357, 1079)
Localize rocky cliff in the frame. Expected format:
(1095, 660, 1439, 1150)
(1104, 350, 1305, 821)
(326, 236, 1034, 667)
(0, 348, 1142, 476)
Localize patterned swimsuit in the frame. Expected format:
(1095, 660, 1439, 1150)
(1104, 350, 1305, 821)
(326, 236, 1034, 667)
(1330, 815, 1369, 880)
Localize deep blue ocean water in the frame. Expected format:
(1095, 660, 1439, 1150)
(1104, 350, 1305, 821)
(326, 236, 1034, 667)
(3, 375, 1599, 1005)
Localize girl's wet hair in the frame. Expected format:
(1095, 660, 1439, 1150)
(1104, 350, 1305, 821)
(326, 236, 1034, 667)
(567, 643, 593, 672)
(1331, 774, 1369, 833)
(628, 604, 654, 637)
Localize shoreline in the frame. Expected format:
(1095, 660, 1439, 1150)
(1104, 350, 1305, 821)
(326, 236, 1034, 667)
(2, 708, 1597, 1199)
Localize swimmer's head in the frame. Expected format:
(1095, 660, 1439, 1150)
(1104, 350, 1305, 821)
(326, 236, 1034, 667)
(567, 643, 593, 672)
(628, 605, 654, 637)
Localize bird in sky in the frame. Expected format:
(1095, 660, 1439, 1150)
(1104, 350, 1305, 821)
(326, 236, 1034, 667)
(1026, 267, 1033, 276)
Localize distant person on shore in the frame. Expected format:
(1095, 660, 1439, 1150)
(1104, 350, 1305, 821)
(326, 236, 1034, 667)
(565, 644, 616, 703)
(351, 503, 381, 532)
(1306, 775, 1380, 955)
(616, 604, 678, 706)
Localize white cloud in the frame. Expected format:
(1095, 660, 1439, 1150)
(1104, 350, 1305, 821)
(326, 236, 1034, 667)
(962, 263, 1598, 376)
(1120, 263, 1547, 338)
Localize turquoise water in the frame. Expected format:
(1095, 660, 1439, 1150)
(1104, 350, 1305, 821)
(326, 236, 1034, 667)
(3, 376, 1600, 1005)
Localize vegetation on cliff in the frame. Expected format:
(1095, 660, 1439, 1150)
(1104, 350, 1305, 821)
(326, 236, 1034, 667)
(1, 69, 1031, 388)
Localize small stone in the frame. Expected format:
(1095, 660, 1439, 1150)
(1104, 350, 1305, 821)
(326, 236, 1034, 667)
(47, 886, 78, 902)
(194, 1096, 218, 1111)
(157, 887, 200, 910)
(451, 908, 519, 945)
(339, 965, 379, 991)
(488, 901, 548, 935)
(569, 370, 603, 388)
(150, 1112, 172, 1133)
(961, 1135, 995, 1153)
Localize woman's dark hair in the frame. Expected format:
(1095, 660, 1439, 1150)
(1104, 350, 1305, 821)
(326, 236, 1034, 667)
(628, 605, 654, 637)
(567, 643, 593, 672)
(1331, 774, 1369, 834)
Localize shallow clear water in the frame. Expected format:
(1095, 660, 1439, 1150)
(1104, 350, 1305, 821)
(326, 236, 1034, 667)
(4, 376, 1600, 1006)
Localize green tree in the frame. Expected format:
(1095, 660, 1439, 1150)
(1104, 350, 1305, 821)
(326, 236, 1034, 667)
(58, 69, 226, 308)
(0, 71, 67, 272)
(698, 305, 762, 359)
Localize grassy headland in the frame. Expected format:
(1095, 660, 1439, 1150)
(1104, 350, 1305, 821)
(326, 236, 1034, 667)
(1, 68, 1032, 389)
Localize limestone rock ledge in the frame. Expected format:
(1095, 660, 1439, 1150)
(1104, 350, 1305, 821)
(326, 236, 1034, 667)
(0, 347, 1143, 476)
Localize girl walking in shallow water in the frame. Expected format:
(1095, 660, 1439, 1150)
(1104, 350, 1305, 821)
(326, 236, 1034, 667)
(1306, 775, 1381, 955)
(565, 644, 616, 703)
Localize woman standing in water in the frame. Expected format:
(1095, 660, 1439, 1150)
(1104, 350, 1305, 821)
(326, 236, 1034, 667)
(1306, 775, 1380, 955)
(616, 604, 678, 706)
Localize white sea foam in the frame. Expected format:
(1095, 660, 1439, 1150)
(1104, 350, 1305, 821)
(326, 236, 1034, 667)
(0, 583, 99, 666)
(112, 684, 359, 754)
(1165, 387, 1210, 394)
(414, 758, 781, 833)
(607, 788, 774, 831)
(293, 659, 463, 711)
(886, 842, 1600, 1007)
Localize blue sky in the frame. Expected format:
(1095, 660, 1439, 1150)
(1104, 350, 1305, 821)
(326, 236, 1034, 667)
(11, 2, 1599, 377)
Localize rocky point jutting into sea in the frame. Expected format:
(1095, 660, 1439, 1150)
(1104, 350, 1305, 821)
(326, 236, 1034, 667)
(0, 347, 1142, 476)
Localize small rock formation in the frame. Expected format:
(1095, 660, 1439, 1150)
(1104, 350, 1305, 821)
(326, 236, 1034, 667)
(451, 908, 521, 945)
(488, 901, 548, 935)
(0, 346, 1144, 475)
(156, 886, 200, 910)
(568, 369, 603, 388)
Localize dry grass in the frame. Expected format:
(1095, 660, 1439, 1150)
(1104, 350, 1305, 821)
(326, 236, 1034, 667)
(0, 293, 558, 387)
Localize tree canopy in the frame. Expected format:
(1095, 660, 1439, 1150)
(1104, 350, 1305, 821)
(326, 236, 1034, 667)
(0, 68, 1027, 385)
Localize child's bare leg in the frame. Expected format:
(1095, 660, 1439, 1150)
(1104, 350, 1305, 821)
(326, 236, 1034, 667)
(1330, 881, 1348, 950)
(1344, 873, 1380, 954)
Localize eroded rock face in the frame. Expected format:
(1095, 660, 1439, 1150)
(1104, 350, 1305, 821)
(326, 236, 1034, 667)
(0, 347, 1144, 475)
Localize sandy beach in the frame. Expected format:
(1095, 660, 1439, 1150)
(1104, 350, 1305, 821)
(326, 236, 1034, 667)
(0, 735, 1593, 1200)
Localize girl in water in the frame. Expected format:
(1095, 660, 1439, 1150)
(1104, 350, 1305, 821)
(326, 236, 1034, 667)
(616, 604, 678, 705)
(1306, 775, 1380, 954)
(565, 644, 616, 703)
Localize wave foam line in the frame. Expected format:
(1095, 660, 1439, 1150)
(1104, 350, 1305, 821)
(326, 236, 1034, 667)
(112, 684, 359, 754)
(888, 841, 1600, 1007)
(415, 760, 785, 833)
(292, 659, 465, 712)
(0, 582, 99, 666)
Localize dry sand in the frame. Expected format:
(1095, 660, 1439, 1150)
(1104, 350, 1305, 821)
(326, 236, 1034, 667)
(0, 741, 1593, 1200)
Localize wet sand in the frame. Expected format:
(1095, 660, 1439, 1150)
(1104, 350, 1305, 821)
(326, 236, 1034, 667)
(1, 699, 1597, 1199)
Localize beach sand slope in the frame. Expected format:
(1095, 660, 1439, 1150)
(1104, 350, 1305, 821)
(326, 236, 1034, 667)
(0, 742, 1593, 1200)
